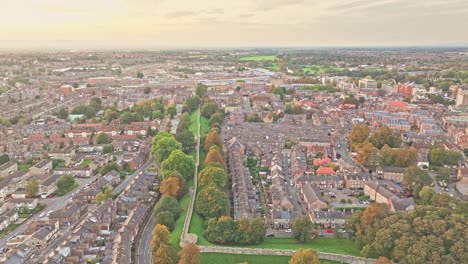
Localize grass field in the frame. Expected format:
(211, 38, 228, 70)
(267, 63, 281, 71)
(18, 164, 31, 170)
(189, 210, 214, 246)
(200, 253, 341, 264)
(239, 55, 277, 61)
(302, 65, 345, 75)
(227, 238, 360, 256)
(170, 194, 190, 250)
(189, 111, 210, 138)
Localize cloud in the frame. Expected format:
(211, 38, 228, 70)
(239, 13, 254, 18)
(256, 0, 305, 11)
(165, 11, 196, 19)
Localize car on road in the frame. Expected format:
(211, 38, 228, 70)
(285, 229, 292, 233)
(324, 228, 334, 233)
(266, 234, 275, 237)
(39, 212, 46, 218)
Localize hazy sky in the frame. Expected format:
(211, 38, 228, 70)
(1, 0, 468, 49)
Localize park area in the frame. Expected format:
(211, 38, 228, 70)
(239, 55, 277, 61)
(302, 65, 345, 75)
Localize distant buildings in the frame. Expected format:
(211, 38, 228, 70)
(359, 78, 377, 89)
(456, 87, 468, 106)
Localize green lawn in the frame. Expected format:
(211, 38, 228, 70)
(189, 210, 214, 246)
(19, 213, 31, 219)
(226, 238, 360, 256)
(170, 194, 190, 250)
(302, 65, 345, 75)
(239, 55, 277, 61)
(200, 253, 341, 264)
(18, 164, 32, 170)
(189, 111, 210, 139)
(54, 182, 78, 197)
(80, 159, 92, 168)
(0, 224, 19, 238)
(267, 63, 281, 71)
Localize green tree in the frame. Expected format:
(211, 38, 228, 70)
(201, 101, 219, 118)
(246, 112, 260, 122)
(155, 211, 175, 231)
(96, 187, 113, 204)
(419, 186, 435, 205)
(204, 216, 237, 244)
(154, 136, 182, 163)
(292, 215, 314, 243)
(136, 71, 144, 78)
(403, 166, 432, 196)
(195, 83, 207, 97)
(144, 87, 152, 94)
(177, 112, 191, 133)
(25, 178, 39, 197)
(289, 249, 320, 264)
(198, 166, 227, 189)
(154, 195, 181, 219)
(57, 107, 69, 119)
(195, 186, 227, 219)
(208, 111, 225, 126)
(56, 174, 76, 193)
(99, 162, 119, 175)
(0, 154, 10, 166)
(175, 130, 195, 151)
(185, 96, 201, 113)
(161, 150, 195, 181)
(95, 132, 111, 144)
(167, 103, 177, 118)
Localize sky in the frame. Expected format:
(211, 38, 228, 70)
(1, 0, 468, 49)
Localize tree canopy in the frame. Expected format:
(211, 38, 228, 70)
(289, 249, 320, 264)
(195, 186, 228, 219)
(161, 150, 195, 181)
(292, 215, 315, 243)
(198, 166, 227, 189)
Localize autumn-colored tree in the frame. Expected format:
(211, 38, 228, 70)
(151, 224, 170, 253)
(160, 176, 181, 198)
(204, 216, 237, 244)
(292, 215, 314, 243)
(195, 186, 227, 219)
(355, 141, 380, 166)
(376, 256, 392, 264)
(204, 147, 225, 167)
(198, 166, 227, 189)
(154, 244, 178, 264)
(204, 130, 223, 151)
(289, 249, 320, 264)
(371, 125, 401, 149)
(348, 124, 370, 150)
(178, 243, 200, 264)
(160, 173, 187, 200)
(235, 217, 267, 245)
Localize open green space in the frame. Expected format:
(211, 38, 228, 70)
(302, 65, 345, 75)
(170, 194, 190, 250)
(239, 55, 277, 61)
(266, 63, 281, 71)
(200, 253, 341, 264)
(19, 213, 31, 219)
(189, 111, 209, 138)
(18, 164, 32, 170)
(226, 238, 360, 256)
(54, 182, 78, 197)
(189, 210, 214, 246)
(0, 224, 19, 238)
(80, 159, 92, 168)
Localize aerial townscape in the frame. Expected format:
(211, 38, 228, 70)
(1, 1, 468, 264)
(0, 48, 466, 264)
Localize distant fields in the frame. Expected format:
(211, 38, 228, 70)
(200, 253, 342, 264)
(239, 55, 277, 61)
(302, 65, 345, 75)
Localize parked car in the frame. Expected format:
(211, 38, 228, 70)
(39, 212, 46, 218)
(285, 229, 292, 233)
(266, 234, 275, 237)
(324, 228, 334, 233)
